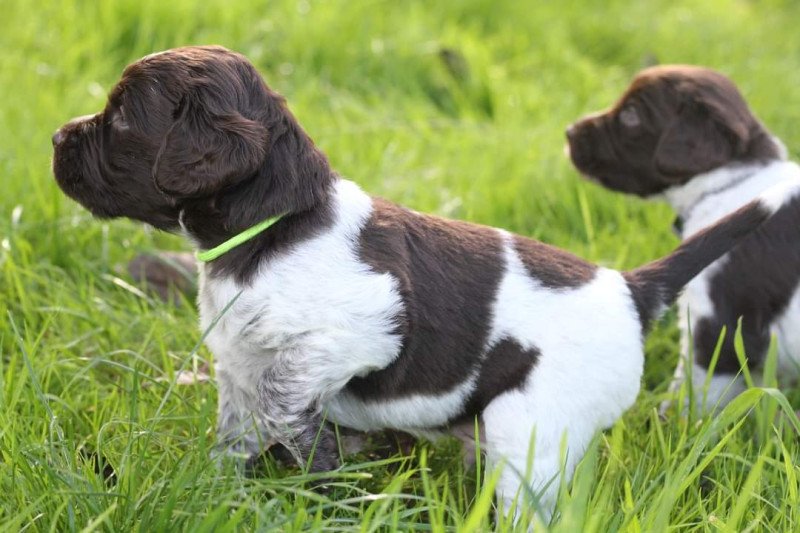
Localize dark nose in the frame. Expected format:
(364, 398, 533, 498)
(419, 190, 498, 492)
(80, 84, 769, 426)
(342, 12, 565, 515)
(52, 114, 96, 147)
(52, 129, 65, 147)
(565, 123, 577, 141)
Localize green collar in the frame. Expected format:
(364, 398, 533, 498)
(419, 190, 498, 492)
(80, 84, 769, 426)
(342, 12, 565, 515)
(196, 213, 285, 262)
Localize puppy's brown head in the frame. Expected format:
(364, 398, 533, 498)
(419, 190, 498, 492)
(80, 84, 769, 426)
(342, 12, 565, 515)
(566, 65, 782, 196)
(52, 46, 331, 244)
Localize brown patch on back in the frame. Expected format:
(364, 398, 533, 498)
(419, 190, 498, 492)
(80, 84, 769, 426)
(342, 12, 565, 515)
(513, 236, 597, 288)
(348, 200, 605, 410)
(346, 199, 506, 398)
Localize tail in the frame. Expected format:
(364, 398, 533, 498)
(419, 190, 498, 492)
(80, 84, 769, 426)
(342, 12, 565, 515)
(624, 180, 800, 328)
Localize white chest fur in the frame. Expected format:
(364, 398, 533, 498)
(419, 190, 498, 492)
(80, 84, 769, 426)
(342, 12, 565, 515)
(198, 180, 404, 401)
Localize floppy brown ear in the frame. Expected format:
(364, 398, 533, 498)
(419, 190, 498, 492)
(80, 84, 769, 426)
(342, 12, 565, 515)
(653, 99, 749, 179)
(152, 94, 268, 198)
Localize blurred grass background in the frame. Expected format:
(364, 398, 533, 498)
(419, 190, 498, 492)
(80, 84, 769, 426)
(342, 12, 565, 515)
(1, 0, 799, 530)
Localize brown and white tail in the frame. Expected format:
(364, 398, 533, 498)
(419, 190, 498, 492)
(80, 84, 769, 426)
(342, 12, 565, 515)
(624, 181, 800, 327)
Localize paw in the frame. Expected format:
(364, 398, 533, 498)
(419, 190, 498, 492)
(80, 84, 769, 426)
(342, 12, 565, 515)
(308, 448, 340, 473)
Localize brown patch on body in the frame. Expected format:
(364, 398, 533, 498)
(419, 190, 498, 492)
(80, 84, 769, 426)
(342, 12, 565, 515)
(347, 199, 507, 400)
(457, 338, 540, 421)
(348, 200, 603, 421)
(513, 236, 597, 288)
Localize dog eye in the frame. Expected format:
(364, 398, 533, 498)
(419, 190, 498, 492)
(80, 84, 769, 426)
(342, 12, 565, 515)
(619, 106, 641, 128)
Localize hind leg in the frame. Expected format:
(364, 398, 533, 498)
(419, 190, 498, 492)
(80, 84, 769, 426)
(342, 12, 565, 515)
(482, 388, 598, 525)
(482, 338, 642, 526)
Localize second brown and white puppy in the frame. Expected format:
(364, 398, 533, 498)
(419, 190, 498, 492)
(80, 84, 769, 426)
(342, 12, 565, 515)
(567, 65, 800, 412)
(52, 49, 795, 522)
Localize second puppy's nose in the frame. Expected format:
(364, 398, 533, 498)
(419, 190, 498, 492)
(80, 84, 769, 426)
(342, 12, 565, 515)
(52, 114, 98, 147)
(52, 129, 65, 147)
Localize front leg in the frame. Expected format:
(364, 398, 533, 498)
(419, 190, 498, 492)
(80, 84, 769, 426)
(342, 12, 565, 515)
(256, 355, 341, 473)
(215, 367, 273, 460)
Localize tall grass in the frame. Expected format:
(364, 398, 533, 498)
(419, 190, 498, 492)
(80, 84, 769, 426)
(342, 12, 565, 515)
(1, 0, 799, 530)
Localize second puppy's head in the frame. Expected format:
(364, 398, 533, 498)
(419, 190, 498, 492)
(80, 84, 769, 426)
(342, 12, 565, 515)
(566, 65, 783, 197)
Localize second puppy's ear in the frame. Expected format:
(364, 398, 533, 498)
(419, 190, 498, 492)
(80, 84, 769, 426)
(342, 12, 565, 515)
(653, 79, 753, 180)
(152, 93, 268, 198)
(653, 98, 749, 179)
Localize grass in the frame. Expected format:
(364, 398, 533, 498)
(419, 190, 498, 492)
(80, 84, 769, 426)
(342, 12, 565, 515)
(2, 0, 800, 530)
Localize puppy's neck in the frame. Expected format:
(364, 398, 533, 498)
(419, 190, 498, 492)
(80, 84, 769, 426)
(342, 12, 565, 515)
(663, 158, 800, 237)
(182, 121, 338, 283)
(659, 133, 788, 219)
(662, 163, 772, 218)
